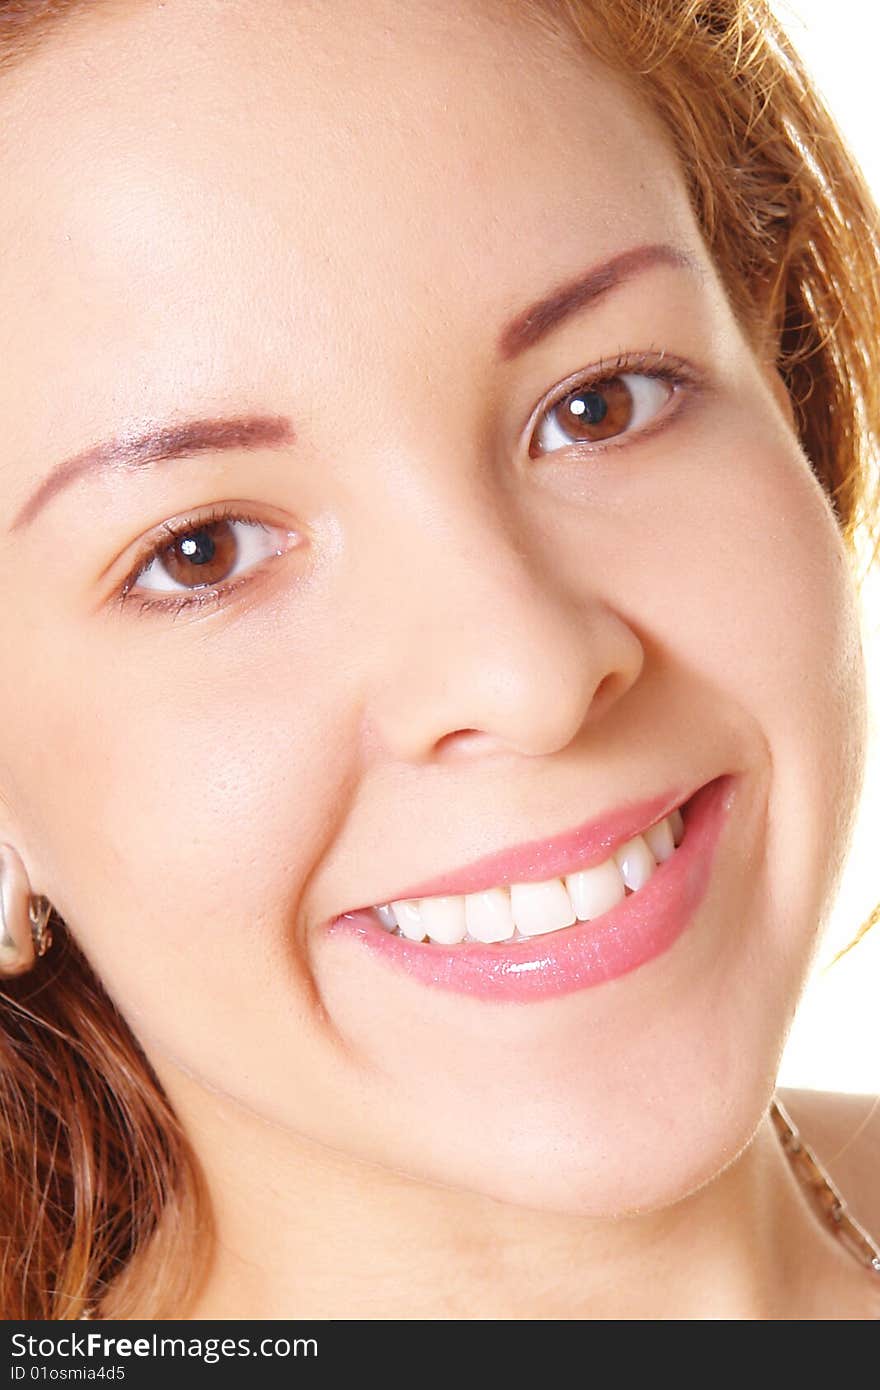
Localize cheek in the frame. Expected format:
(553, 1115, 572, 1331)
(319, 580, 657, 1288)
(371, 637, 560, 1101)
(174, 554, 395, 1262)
(2, 608, 363, 1065)
(668, 423, 867, 938)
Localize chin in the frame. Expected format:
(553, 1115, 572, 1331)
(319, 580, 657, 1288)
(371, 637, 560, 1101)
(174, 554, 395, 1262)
(394, 1063, 777, 1220)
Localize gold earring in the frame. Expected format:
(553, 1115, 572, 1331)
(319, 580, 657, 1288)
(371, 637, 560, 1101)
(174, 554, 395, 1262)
(0, 842, 54, 977)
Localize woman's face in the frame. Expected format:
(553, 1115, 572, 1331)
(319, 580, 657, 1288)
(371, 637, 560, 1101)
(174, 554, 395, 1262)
(0, 0, 866, 1215)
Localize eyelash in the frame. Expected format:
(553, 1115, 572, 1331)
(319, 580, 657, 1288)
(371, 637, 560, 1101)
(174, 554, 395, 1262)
(113, 504, 287, 619)
(114, 348, 700, 619)
(529, 346, 698, 458)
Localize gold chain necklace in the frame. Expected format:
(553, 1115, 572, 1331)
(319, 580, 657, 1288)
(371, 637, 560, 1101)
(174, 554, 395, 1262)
(771, 1094, 880, 1307)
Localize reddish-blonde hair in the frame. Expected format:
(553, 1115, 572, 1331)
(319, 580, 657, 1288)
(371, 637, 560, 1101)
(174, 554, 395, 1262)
(1, 0, 879, 1320)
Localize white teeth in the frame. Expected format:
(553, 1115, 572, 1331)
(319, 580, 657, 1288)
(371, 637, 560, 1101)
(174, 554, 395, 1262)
(643, 817, 675, 863)
(390, 899, 427, 941)
(464, 887, 516, 942)
(510, 878, 576, 937)
(373, 806, 685, 945)
(613, 833, 656, 891)
(418, 894, 467, 944)
(565, 857, 626, 921)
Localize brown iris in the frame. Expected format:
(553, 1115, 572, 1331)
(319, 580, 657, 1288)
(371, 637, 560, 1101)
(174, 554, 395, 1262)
(159, 519, 239, 588)
(550, 376, 634, 444)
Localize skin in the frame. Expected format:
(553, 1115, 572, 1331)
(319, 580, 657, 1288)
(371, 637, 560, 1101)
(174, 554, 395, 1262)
(0, 0, 876, 1318)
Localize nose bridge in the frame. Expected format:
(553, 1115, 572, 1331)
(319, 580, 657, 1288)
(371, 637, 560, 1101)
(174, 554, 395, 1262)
(352, 467, 645, 763)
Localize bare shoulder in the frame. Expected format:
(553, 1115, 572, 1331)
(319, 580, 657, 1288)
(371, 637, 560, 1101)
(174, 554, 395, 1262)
(776, 1086, 880, 1241)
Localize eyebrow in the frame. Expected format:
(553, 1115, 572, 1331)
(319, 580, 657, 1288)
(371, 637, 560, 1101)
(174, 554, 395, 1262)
(9, 414, 297, 533)
(497, 240, 700, 360)
(9, 240, 699, 534)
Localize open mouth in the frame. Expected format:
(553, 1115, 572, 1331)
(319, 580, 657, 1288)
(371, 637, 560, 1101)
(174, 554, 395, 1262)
(327, 774, 736, 1001)
(362, 803, 685, 947)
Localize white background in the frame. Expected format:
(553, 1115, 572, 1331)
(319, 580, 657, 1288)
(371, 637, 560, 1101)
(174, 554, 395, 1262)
(769, 1, 880, 1093)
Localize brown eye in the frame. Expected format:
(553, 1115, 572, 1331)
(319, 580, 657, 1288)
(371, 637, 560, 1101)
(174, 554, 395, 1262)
(124, 512, 297, 604)
(157, 519, 240, 589)
(530, 372, 676, 458)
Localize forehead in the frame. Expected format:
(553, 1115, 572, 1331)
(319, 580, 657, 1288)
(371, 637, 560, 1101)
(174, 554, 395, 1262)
(0, 0, 705, 483)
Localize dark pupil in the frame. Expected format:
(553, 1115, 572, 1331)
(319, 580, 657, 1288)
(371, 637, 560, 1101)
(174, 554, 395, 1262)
(568, 390, 608, 425)
(178, 530, 216, 567)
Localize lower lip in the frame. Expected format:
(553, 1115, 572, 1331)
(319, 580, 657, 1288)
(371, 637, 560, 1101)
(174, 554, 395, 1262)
(326, 774, 736, 1002)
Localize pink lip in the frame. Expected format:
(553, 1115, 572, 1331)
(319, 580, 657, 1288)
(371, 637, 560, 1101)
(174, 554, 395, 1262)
(326, 774, 735, 1001)
(343, 781, 694, 910)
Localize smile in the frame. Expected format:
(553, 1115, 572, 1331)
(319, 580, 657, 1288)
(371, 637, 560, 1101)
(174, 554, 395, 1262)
(327, 774, 737, 1001)
(369, 805, 685, 945)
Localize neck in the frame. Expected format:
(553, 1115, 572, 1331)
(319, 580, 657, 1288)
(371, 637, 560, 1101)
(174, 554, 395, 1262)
(113, 1067, 878, 1320)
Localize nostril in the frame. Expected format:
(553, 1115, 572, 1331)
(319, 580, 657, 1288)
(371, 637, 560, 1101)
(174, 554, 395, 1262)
(587, 672, 621, 721)
(434, 728, 488, 759)
(594, 673, 614, 701)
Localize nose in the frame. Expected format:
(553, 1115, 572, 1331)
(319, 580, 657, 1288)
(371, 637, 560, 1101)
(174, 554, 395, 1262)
(357, 484, 645, 766)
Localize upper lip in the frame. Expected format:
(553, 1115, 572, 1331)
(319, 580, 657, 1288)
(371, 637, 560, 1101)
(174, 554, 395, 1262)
(340, 777, 707, 916)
